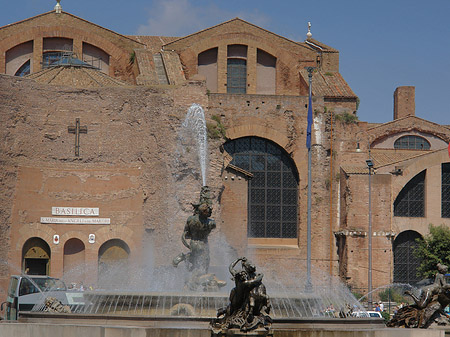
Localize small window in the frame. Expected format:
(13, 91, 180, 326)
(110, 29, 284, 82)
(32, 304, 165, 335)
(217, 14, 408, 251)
(227, 45, 247, 94)
(15, 60, 31, 77)
(227, 59, 247, 93)
(394, 135, 430, 150)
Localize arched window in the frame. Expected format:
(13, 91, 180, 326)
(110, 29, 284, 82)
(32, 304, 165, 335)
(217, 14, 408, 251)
(393, 230, 423, 285)
(443, 163, 450, 218)
(5, 41, 33, 76)
(256, 49, 276, 94)
(82, 42, 110, 73)
(394, 170, 426, 217)
(394, 135, 430, 150)
(15, 60, 31, 77)
(227, 45, 247, 94)
(224, 137, 299, 238)
(198, 48, 218, 92)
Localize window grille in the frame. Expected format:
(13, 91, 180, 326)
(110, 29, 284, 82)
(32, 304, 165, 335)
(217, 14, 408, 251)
(227, 59, 247, 94)
(394, 170, 425, 217)
(394, 135, 430, 150)
(224, 137, 298, 238)
(442, 163, 450, 218)
(393, 231, 423, 285)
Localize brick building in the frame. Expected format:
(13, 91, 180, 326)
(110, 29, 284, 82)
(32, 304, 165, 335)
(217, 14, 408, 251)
(0, 3, 449, 298)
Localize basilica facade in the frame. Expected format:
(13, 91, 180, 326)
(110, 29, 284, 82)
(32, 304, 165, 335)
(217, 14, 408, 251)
(0, 4, 449, 298)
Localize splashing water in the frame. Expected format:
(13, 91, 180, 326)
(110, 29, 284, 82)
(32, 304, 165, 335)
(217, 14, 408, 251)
(182, 103, 208, 186)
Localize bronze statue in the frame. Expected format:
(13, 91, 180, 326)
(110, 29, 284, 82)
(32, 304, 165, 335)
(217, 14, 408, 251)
(388, 263, 450, 328)
(173, 186, 225, 291)
(212, 257, 272, 334)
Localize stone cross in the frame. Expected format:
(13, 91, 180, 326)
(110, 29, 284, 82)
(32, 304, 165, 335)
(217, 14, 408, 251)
(68, 118, 87, 157)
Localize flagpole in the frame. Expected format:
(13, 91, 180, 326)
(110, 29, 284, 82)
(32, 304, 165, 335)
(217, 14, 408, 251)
(305, 66, 315, 292)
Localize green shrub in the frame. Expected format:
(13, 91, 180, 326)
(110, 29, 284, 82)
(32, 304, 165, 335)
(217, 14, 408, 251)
(334, 112, 358, 124)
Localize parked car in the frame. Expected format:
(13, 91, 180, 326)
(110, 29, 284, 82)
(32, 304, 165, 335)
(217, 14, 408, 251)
(1, 275, 84, 320)
(352, 311, 382, 318)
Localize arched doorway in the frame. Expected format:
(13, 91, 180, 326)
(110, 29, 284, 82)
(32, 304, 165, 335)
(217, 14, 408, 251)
(393, 230, 423, 285)
(98, 239, 130, 288)
(63, 238, 86, 285)
(22, 238, 51, 275)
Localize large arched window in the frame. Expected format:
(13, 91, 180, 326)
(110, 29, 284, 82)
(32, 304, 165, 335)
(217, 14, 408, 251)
(224, 137, 299, 238)
(443, 163, 450, 218)
(393, 230, 423, 285)
(394, 135, 430, 150)
(394, 170, 426, 217)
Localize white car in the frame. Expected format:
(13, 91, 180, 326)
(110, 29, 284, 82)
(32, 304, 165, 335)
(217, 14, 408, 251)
(352, 311, 382, 318)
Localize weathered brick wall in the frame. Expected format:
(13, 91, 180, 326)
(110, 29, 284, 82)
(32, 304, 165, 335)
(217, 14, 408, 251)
(340, 173, 393, 292)
(0, 74, 217, 294)
(394, 86, 415, 119)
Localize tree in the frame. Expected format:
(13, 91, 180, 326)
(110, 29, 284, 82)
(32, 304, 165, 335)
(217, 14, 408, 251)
(415, 224, 450, 279)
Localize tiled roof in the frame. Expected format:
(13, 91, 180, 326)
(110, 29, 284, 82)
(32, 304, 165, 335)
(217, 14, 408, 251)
(370, 150, 428, 168)
(26, 66, 128, 87)
(341, 149, 438, 175)
(299, 69, 357, 98)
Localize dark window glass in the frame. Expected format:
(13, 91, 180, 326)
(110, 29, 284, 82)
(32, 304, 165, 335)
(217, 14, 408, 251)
(394, 135, 430, 150)
(227, 59, 247, 93)
(224, 137, 298, 238)
(15, 60, 31, 77)
(394, 171, 425, 217)
(393, 231, 423, 285)
(442, 163, 450, 218)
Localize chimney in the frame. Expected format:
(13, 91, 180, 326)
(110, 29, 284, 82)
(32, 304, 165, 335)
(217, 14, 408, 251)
(394, 86, 415, 120)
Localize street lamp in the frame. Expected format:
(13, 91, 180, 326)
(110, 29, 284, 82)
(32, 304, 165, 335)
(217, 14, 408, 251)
(366, 159, 374, 310)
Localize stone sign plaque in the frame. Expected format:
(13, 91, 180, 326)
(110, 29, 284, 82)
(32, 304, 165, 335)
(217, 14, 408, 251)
(52, 207, 99, 216)
(41, 217, 110, 225)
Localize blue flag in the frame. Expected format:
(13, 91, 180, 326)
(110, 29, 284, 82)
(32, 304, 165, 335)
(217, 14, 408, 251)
(306, 91, 313, 149)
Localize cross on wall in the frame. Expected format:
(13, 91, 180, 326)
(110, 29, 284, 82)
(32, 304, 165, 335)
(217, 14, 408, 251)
(68, 118, 87, 157)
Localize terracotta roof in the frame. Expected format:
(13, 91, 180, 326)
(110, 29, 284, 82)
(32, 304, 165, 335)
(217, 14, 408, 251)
(341, 149, 439, 175)
(26, 66, 128, 88)
(299, 69, 357, 99)
(370, 150, 430, 168)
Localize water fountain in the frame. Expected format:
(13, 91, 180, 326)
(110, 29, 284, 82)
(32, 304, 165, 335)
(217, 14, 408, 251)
(4, 103, 403, 336)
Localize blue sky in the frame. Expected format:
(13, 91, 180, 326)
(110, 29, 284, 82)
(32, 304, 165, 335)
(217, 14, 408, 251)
(2, 0, 449, 125)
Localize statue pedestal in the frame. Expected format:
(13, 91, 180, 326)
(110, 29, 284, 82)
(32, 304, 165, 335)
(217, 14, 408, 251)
(211, 328, 272, 336)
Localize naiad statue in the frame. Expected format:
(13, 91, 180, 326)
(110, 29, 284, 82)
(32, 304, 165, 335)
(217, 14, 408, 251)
(387, 263, 450, 328)
(211, 257, 272, 335)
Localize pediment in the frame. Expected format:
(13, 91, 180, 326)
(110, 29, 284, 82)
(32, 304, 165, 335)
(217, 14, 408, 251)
(163, 18, 322, 53)
(367, 115, 450, 145)
(0, 11, 144, 53)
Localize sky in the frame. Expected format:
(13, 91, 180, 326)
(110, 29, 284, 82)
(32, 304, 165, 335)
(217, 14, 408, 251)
(1, 0, 450, 125)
